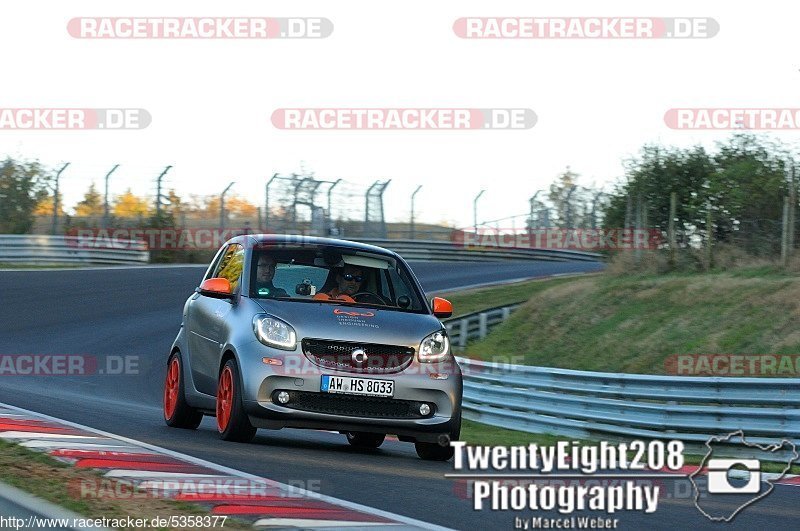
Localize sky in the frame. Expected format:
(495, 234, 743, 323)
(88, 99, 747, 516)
(1, 1, 799, 228)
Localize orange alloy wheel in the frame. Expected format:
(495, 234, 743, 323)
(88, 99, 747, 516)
(216, 366, 234, 432)
(163, 357, 180, 420)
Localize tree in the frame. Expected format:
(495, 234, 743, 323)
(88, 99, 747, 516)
(709, 134, 790, 253)
(604, 144, 715, 241)
(113, 189, 150, 217)
(602, 133, 792, 254)
(548, 167, 588, 228)
(164, 189, 183, 216)
(33, 192, 65, 216)
(226, 196, 258, 217)
(0, 157, 50, 233)
(75, 183, 104, 216)
(202, 194, 258, 217)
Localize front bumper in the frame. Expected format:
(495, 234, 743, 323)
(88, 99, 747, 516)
(237, 341, 462, 443)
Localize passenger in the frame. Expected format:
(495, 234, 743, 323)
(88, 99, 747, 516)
(254, 255, 288, 298)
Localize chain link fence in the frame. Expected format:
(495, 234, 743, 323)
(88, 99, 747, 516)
(28, 171, 456, 242)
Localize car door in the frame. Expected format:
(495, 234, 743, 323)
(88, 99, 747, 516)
(187, 244, 245, 396)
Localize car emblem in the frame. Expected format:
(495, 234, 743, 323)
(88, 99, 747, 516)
(351, 349, 367, 364)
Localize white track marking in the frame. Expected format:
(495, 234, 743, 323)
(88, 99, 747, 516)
(0, 401, 453, 531)
(0, 431, 103, 439)
(104, 471, 228, 479)
(21, 441, 143, 450)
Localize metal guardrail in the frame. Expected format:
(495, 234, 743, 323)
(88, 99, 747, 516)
(444, 304, 523, 349)
(0, 235, 149, 265)
(456, 356, 800, 458)
(1, 235, 602, 266)
(446, 300, 799, 458)
(356, 239, 602, 262)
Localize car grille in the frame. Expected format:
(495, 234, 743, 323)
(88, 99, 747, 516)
(302, 339, 414, 374)
(274, 390, 432, 419)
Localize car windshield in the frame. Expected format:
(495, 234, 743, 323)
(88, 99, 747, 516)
(249, 246, 426, 312)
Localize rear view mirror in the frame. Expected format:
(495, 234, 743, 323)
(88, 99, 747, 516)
(198, 277, 233, 298)
(431, 297, 453, 318)
(295, 278, 316, 296)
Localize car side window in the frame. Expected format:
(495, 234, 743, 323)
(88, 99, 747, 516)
(205, 245, 229, 281)
(385, 267, 415, 306)
(215, 244, 245, 292)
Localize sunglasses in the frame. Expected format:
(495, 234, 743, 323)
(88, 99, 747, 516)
(342, 273, 363, 282)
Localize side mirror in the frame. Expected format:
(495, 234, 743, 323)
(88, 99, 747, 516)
(431, 297, 453, 318)
(198, 277, 233, 299)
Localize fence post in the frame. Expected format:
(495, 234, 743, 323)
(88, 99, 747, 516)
(668, 192, 677, 269)
(790, 164, 796, 258)
(782, 196, 790, 267)
(51, 163, 70, 235)
(624, 193, 632, 230)
(634, 193, 642, 265)
(705, 207, 713, 270)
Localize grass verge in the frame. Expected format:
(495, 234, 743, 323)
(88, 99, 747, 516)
(459, 267, 800, 375)
(437, 274, 590, 317)
(0, 439, 250, 530)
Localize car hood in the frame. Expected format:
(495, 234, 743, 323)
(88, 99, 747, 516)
(252, 298, 444, 347)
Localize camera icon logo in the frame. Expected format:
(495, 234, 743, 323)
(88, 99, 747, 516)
(692, 431, 798, 522)
(707, 458, 761, 494)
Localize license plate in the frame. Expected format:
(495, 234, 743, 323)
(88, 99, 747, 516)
(320, 375, 394, 397)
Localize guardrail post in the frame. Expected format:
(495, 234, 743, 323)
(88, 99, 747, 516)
(458, 320, 468, 348)
(501, 307, 511, 320)
(478, 313, 488, 339)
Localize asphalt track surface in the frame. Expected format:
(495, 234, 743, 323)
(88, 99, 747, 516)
(0, 260, 797, 530)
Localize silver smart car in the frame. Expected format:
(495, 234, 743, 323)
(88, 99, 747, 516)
(163, 235, 462, 460)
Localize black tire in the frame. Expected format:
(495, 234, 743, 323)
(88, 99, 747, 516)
(163, 352, 203, 430)
(415, 441, 455, 461)
(415, 413, 461, 461)
(450, 413, 462, 441)
(217, 358, 257, 443)
(346, 432, 386, 449)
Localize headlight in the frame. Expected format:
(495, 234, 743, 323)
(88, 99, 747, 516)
(418, 330, 450, 363)
(253, 314, 297, 350)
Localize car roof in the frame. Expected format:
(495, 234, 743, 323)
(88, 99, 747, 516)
(229, 234, 399, 257)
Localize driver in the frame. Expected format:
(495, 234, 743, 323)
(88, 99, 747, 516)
(254, 254, 288, 298)
(313, 264, 365, 302)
